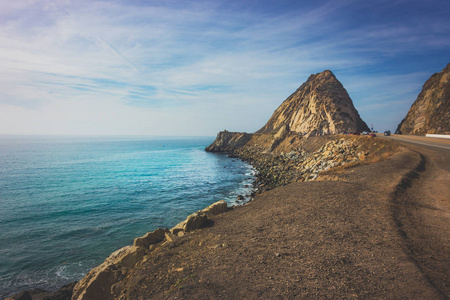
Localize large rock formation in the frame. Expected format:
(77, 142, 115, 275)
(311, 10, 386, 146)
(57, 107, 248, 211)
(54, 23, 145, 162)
(205, 130, 253, 152)
(396, 63, 450, 135)
(206, 70, 370, 154)
(258, 70, 370, 135)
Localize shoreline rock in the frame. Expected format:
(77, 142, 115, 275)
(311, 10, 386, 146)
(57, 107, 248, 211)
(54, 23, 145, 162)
(209, 133, 373, 191)
(6, 201, 229, 300)
(71, 200, 228, 300)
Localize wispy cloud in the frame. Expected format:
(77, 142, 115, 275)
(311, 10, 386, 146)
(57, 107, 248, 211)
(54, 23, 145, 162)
(0, 0, 449, 135)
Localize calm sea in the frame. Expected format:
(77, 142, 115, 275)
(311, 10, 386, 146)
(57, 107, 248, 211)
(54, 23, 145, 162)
(0, 136, 255, 298)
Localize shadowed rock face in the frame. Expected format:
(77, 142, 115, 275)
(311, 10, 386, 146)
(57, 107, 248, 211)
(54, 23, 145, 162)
(397, 63, 450, 135)
(258, 70, 369, 135)
(205, 130, 252, 152)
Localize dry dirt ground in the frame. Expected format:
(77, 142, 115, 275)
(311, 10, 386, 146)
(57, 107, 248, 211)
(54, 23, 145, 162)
(115, 144, 449, 299)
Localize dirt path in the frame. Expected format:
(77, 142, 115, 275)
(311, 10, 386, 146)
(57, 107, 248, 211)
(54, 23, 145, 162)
(390, 141, 450, 299)
(114, 144, 449, 299)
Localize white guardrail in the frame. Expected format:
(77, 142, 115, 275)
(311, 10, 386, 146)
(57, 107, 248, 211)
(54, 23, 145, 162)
(425, 134, 450, 139)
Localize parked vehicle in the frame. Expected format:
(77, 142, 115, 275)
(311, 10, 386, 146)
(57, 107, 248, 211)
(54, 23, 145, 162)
(384, 130, 391, 136)
(369, 133, 376, 137)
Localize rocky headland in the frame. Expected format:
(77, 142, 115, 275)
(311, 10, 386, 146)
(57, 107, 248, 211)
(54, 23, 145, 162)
(6, 70, 378, 300)
(9, 68, 449, 299)
(397, 63, 450, 135)
(205, 70, 376, 191)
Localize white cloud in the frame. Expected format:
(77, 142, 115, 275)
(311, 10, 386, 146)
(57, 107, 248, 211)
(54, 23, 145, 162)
(0, 0, 449, 135)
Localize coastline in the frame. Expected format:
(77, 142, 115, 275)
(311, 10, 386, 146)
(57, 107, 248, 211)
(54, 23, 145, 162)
(2, 138, 254, 299)
(67, 137, 448, 299)
(6, 135, 402, 299)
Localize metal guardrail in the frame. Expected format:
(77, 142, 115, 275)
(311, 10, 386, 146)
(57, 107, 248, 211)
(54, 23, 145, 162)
(425, 134, 450, 139)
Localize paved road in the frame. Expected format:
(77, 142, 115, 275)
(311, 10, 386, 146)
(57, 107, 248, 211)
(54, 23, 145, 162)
(384, 134, 450, 152)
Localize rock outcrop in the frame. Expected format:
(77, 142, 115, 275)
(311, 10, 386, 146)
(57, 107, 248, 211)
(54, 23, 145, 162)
(258, 70, 369, 135)
(71, 200, 228, 300)
(396, 63, 450, 135)
(206, 70, 370, 154)
(205, 130, 252, 152)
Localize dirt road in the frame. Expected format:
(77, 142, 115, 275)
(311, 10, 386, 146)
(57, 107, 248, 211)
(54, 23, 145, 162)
(383, 135, 450, 298)
(116, 140, 449, 299)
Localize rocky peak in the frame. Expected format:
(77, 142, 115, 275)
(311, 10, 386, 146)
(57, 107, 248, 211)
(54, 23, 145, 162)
(257, 70, 369, 135)
(396, 63, 450, 135)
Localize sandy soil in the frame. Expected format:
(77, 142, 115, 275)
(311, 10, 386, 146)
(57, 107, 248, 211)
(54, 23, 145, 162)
(115, 145, 449, 299)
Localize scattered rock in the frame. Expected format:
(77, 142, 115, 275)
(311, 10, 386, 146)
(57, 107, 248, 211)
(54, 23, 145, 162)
(231, 136, 364, 190)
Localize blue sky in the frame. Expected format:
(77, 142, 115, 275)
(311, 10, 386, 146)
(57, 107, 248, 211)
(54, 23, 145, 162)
(0, 0, 449, 136)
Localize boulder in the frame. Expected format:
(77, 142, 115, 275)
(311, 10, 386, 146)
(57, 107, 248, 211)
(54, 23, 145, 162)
(71, 246, 146, 300)
(170, 212, 207, 235)
(133, 228, 168, 249)
(200, 200, 228, 217)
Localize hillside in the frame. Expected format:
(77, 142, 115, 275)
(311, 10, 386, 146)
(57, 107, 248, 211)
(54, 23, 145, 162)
(258, 70, 369, 135)
(206, 70, 370, 154)
(396, 63, 450, 135)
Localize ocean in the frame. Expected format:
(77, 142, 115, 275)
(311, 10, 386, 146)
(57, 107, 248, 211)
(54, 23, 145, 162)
(0, 136, 255, 298)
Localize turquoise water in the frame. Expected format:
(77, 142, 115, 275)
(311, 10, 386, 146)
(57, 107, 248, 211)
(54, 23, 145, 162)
(0, 136, 255, 297)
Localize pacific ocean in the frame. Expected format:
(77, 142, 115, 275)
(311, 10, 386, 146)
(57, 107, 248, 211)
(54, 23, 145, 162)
(0, 136, 255, 298)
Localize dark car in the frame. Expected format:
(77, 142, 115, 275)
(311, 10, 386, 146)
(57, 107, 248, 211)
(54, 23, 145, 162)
(384, 130, 391, 136)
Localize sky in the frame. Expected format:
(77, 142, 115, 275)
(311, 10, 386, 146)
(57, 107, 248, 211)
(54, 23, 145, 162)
(0, 0, 449, 136)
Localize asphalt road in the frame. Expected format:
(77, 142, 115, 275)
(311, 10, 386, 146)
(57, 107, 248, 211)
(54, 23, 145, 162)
(384, 134, 450, 152)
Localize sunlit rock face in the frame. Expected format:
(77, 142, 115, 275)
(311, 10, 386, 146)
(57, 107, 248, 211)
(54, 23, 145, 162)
(257, 70, 369, 135)
(397, 63, 450, 135)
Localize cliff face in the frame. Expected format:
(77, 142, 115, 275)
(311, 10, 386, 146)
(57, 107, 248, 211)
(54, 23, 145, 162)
(205, 131, 252, 152)
(258, 70, 370, 135)
(396, 63, 450, 135)
(206, 70, 370, 153)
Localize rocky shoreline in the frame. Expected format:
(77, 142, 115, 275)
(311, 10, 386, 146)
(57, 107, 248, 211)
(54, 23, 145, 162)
(7, 201, 230, 300)
(208, 132, 397, 192)
(6, 135, 398, 300)
(234, 136, 369, 191)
